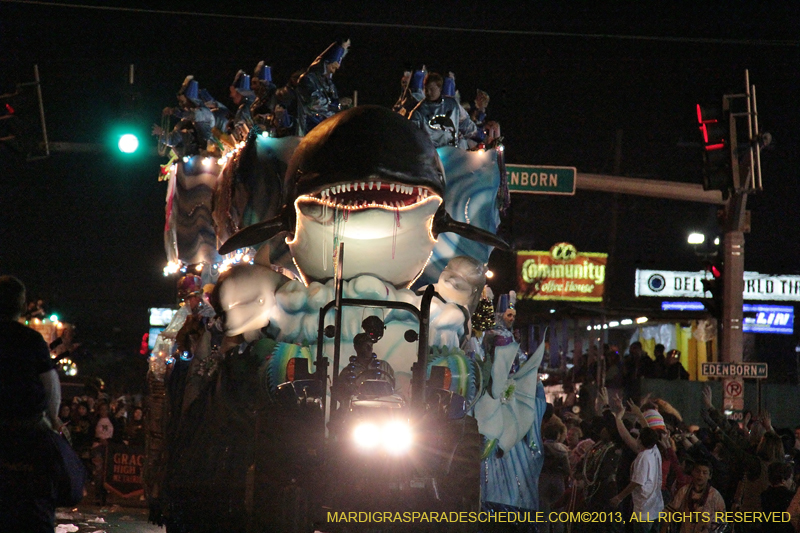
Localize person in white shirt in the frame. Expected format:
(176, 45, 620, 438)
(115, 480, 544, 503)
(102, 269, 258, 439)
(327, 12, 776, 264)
(610, 426, 664, 533)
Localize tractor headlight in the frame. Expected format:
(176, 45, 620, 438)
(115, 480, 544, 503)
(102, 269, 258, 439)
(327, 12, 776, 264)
(353, 422, 381, 449)
(352, 421, 413, 453)
(382, 421, 412, 454)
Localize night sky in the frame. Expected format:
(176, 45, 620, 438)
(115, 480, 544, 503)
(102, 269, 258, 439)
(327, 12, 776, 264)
(2, 2, 798, 357)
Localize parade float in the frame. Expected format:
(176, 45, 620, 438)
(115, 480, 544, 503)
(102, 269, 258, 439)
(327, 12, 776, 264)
(147, 79, 545, 531)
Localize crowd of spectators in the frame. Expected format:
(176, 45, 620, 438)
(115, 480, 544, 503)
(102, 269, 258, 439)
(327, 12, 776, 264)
(538, 383, 800, 533)
(58, 392, 146, 505)
(549, 341, 692, 417)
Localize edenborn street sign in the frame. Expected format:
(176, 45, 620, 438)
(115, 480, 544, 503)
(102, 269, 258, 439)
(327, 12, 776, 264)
(507, 165, 576, 195)
(701, 362, 768, 379)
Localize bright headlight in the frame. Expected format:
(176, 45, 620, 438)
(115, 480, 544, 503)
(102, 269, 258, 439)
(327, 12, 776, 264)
(382, 421, 413, 454)
(353, 423, 381, 449)
(352, 421, 413, 453)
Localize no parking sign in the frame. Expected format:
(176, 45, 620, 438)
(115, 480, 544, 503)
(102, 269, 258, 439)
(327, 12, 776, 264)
(723, 378, 744, 418)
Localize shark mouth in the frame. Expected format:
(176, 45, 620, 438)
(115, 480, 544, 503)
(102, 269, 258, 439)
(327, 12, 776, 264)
(302, 180, 439, 210)
(289, 179, 443, 287)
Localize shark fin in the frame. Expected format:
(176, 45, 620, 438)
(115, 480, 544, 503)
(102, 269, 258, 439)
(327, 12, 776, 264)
(219, 216, 288, 255)
(432, 208, 510, 251)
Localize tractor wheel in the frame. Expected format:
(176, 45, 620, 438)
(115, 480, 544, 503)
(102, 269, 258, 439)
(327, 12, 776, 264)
(442, 415, 482, 514)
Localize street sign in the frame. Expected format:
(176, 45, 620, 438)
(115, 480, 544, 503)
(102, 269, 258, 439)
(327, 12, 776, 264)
(723, 378, 745, 414)
(507, 165, 576, 195)
(724, 379, 743, 397)
(701, 362, 768, 378)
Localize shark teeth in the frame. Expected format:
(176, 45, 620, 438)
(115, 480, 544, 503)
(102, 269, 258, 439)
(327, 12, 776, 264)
(309, 181, 437, 210)
(316, 182, 428, 196)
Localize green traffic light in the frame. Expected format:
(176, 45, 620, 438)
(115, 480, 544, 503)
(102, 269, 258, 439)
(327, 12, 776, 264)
(118, 133, 140, 153)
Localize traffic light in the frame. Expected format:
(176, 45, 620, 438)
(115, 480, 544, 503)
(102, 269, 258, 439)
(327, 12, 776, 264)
(701, 260, 724, 319)
(117, 132, 140, 153)
(0, 100, 15, 143)
(0, 86, 30, 155)
(696, 104, 732, 197)
(113, 66, 144, 156)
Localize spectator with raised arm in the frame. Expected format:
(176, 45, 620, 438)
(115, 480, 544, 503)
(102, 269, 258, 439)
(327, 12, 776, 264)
(609, 426, 663, 532)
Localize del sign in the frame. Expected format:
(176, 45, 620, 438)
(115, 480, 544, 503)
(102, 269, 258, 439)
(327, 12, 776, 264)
(636, 269, 800, 301)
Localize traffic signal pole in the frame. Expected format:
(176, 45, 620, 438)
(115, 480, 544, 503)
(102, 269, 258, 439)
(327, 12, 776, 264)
(718, 70, 764, 364)
(721, 226, 745, 363)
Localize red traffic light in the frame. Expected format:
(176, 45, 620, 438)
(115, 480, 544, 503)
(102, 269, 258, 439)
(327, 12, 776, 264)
(696, 104, 726, 148)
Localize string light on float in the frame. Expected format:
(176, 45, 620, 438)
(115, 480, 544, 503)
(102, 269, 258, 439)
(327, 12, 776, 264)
(217, 247, 257, 273)
(163, 260, 182, 276)
(59, 358, 78, 377)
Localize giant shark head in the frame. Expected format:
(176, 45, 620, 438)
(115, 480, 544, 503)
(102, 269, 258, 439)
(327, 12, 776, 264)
(219, 105, 507, 287)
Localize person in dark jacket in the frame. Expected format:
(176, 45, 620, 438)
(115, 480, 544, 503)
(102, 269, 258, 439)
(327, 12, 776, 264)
(663, 349, 690, 380)
(761, 462, 796, 533)
(0, 275, 66, 532)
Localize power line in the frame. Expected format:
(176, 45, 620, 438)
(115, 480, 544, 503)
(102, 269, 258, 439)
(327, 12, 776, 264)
(4, 0, 798, 47)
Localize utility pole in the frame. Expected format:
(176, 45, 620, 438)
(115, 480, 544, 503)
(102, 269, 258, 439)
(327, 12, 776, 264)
(718, 70, 765, 363)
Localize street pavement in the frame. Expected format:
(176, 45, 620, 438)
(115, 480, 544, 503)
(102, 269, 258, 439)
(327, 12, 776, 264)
(55, 504, 162, 533)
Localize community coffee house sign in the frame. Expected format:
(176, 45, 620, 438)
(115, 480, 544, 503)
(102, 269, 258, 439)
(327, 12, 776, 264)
(635, 269, 800, 301)
(517, 243, 608, 302)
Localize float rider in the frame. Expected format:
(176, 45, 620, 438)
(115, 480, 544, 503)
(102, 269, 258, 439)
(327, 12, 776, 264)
(152, 76, 215, 157)
(297, 38, 352, 134)
(408, 71, 480, 149)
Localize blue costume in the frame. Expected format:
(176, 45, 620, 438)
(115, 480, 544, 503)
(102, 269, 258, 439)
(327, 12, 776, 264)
(270, 70, 303, 137)
(392, 67, 426, 118)
(229, 70, 255, 141)
(297, 40, 348, 134)
(409, 87, 480, 148)
(162, 77, 215, 156)
(199, 88, 230, 134)
(250, 61, 278, 129)
(442, 73, 487, 149)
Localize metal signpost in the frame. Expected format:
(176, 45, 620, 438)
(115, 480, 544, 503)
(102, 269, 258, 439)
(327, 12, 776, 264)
(701, 362, 768, 418)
